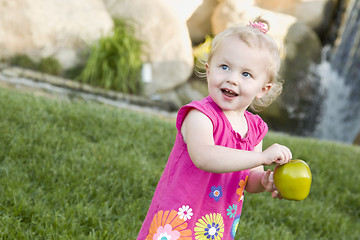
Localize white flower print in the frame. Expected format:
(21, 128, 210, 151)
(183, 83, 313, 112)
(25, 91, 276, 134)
(177, 205, 193, 221)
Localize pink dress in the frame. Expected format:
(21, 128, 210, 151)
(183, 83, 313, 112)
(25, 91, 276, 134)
(137, 96, 268, 240)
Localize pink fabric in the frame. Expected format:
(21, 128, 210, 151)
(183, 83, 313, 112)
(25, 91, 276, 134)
(137, 96, 268, 240)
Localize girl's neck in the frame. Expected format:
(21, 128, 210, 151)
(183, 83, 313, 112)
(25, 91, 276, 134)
(223, 110, 248, 138)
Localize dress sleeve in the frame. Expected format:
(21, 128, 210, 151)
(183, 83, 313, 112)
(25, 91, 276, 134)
(176, 99, 216, 132)
(245, 111, 268, 147)
(253, 114, 268, 146)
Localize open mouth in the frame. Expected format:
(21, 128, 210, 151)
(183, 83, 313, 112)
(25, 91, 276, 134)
(221, 88, 239, 97)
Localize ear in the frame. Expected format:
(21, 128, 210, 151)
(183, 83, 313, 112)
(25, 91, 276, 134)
(205, 63, 210, 82)
(256, 82, 272, 99)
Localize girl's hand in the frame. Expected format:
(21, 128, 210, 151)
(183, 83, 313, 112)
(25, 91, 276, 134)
(261, 169, 283, 199)
(262, 143, 292, 166)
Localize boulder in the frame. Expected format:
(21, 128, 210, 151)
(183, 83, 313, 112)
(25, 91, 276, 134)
(104, 0, 194, 96)
(254, 0, 337, 35)
(354, 132, 360, 145)
(211, 1, 298, 57)
(0, 0, 113, 69)
(165, 0, 203, 22)
(158, 81, 205, 109)
(270, 21, 323, 135)
(187, 0, 219, 44)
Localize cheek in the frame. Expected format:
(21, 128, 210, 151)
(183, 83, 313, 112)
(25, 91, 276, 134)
(207, 78, 216, 93)
(207, 74, 220, 87)
(242, 85, 262, 97)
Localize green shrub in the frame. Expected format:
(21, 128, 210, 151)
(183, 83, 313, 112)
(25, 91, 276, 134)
(38, 56, 62, 75)
(8, 54, 37, 69)
(78, 18, 143, 94)
(8, 54, 62, 75)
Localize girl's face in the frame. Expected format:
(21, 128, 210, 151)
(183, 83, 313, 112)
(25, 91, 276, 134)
(206, 36, 272, 114)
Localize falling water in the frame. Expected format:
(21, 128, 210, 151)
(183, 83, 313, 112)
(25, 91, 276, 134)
(314, 0, 360, 143)
(314, 47, 358, 143)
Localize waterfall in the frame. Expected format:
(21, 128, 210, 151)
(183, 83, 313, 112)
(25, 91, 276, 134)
(314, 47, 358, 142)
(314, 0, 360, 143)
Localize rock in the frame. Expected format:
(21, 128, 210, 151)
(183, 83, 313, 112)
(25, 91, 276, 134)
(211, 1, 298, 57)
(165, 0, 204, 22)
(187, 0, 219, 44)
(270, 21, 323, 135)
(254, 0, 337, 35)
(104, 0, 194, 96)
(211, 1, 322, 63)
(0, 0, 113, 69)
(354, 133, 360, 145)
(156, 80, 206, 109)
(188, 75, 209, 98)
(174, 81, 205, 106)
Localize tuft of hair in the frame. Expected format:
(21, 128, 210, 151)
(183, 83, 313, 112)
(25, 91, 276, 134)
(252, 16, 270, 32)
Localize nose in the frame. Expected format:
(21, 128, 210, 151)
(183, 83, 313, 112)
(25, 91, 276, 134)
(226, 73, 239, 86)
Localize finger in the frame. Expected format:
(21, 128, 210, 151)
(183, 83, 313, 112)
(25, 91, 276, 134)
(274, 149, 285, 165)
(265, 170, 273, 190)
(284, 147, 292, 162)
(267, 182, 276, 192)
(282, 148, 291, 164)
(276, 155, 287, 165)
(261, 170, 270, 187)
(272, 190, 283, 199)
(282, 148, 290, 163)
(269, 171, 274, 181)
(264, 169, 271, 179)
(271, 190, 278, 199)
(266, 171, 277, 192)
(270, 181, 277, 192)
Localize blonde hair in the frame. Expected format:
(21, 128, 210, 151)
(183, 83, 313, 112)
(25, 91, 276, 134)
(196, 17, 283, 112)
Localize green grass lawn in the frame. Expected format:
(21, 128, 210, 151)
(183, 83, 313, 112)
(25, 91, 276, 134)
(0, 87, 359, 239)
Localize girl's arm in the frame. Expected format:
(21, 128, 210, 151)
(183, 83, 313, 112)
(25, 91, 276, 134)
(181, 109, 291, 174)
(245, 136, 284, 199)
(245, 142, 267, 193)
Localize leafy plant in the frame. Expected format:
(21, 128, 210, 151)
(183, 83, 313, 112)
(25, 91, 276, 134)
(38, 56, 62, 75)
(8, 54, 62, 75)
(8, 54, 37, 69)
(78, 18, 143, 94)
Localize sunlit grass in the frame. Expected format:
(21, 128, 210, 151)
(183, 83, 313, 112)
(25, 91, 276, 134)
(0, 87, 359, 239)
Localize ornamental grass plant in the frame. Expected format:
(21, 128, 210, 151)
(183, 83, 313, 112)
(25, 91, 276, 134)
(77, 18, 143, 94)
(0, 87, 359, 239)
(8, 54, 62, 76)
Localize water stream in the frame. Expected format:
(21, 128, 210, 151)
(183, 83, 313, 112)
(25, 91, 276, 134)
(313, 0, 360, 143)
(314, 47, 358, 143)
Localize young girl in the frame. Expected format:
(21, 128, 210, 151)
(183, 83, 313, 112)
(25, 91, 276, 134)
(138, 18, 292, 240)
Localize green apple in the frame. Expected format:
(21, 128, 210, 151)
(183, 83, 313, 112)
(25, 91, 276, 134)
(273, 159, 312, 201)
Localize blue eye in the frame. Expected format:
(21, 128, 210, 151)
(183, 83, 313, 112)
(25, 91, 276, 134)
(221, 65, 229, 71)
(242, 72, 251, 77)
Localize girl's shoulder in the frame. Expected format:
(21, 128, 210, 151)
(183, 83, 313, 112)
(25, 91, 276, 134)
(176, 96, 219, 131)
(245, 110, 268, 145)
(244, 110, 266, 126)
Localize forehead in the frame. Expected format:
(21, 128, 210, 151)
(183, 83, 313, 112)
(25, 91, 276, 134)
(213, 36, 271, 62)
